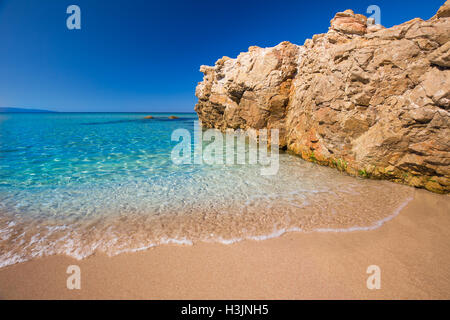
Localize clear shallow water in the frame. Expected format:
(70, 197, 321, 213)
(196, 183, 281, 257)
(0, 113, 414, 267)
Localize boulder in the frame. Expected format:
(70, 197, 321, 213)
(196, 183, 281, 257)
(330, 10, 367, 35)
(436, 0, 450, 18)
(429, 41, 450, 67)
(195, 2, 450, 193)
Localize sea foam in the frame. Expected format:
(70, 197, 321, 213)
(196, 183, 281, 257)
(0, 113, 416, 268)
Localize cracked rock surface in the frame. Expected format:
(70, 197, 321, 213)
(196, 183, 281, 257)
(195, 1, 450, 193)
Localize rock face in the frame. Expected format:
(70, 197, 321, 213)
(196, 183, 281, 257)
(195, 42, 299, 146)
(195, 2, 450, 193)
(435, 0, 450, 19)
(330, 9, 368, 35)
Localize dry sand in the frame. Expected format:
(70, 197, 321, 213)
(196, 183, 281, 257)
(0, 188, 449, 300)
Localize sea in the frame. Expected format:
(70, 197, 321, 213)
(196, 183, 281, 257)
(0, 112, 414, 267)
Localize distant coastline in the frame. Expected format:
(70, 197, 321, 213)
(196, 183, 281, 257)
(0, 107, 57, 113)
(0, 108, 196, 113)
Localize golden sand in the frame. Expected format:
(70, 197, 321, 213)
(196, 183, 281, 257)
(0, 188, 448, 299)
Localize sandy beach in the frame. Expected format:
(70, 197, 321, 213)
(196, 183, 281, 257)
(0, 188, 448, 300)
(1, 0, 449, 303)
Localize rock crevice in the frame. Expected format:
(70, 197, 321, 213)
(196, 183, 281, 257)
(195, 1, 450, 193)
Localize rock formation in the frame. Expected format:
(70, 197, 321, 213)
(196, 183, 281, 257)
(195, 1, 450, 193)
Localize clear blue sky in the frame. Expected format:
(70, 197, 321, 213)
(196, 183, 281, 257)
(0, 0, 444, 112)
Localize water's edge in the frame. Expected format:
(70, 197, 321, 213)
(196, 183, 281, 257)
(0, 195, 414, 269)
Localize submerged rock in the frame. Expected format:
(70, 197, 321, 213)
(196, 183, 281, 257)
(195, 1, 450, 193)
(143, 115, 154, 119)
(168, 115, 179, 119)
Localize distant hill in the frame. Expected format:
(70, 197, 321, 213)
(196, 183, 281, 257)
(0, 107, 56, 113)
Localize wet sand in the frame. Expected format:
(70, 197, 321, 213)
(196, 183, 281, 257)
(0, 188, 449, 300)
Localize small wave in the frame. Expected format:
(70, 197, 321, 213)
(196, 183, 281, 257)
(312, 196, 413, 233)
(0, 195, 415, 269)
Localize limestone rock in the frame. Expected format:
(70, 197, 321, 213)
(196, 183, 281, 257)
(330, 10, 367, 35)
(367, 18, 385, 33)
(195, 41, 300, 147)
(436, 0, 450, 18)
(195, 2, 450, 193)
(429, 41, 450, 67)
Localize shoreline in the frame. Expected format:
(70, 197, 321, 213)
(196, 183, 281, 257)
(0, 188, 449, 299)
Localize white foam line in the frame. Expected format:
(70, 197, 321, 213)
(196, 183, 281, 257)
(198, 197, 414, 244)
(111, 238, 193, 256)
(215, 237, 243, 245)
(160, 237, 193, 246)
(212, 227, 304, 245)
(0, 197, 414, 269)
(248, 227, 303, 241)
(313, 196, 414, 233)
(113, 244, 157, 256)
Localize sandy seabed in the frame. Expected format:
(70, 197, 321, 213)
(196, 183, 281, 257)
(0, 188, 449, 300)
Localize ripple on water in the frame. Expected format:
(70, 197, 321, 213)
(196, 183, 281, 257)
(0, 113, 415, 268)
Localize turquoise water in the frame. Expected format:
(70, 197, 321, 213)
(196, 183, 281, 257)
(0, 113, 414, 267)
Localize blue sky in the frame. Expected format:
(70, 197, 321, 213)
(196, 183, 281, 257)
(0, 0, 444, 112)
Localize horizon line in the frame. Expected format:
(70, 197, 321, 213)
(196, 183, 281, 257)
(0, 110, 197, 114)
